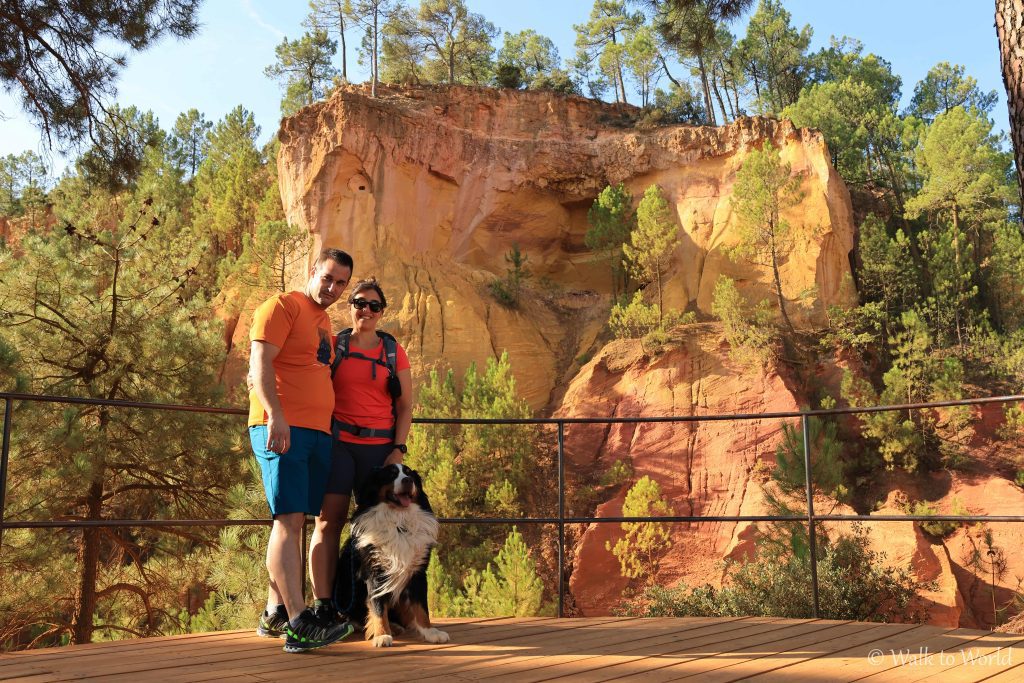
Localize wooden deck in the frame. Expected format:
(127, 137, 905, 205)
(3, 617, 1024, 682)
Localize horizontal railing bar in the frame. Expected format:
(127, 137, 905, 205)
(4, 514, 1023, 530)
(0, 392, 245, 415)
(1, 392, 1021, 423)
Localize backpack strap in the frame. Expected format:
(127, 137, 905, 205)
(330, 328, 354, 378)
(377, 331, 398, 377)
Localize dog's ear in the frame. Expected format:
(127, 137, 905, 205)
(409, 469, 433, 514)
(354, 466, 386, 510)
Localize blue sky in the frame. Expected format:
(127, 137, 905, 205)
(0, 0, 1006, 174)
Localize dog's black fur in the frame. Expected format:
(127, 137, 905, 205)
(333, 463, 449, 647)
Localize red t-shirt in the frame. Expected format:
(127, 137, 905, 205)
(248, 291, 335, 433)
(332, 336, 410, 444)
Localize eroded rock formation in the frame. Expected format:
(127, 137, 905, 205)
(269, 84, 856, 411)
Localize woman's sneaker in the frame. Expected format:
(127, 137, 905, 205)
(283, 608, 354, 653)
(256, 606, 289, 638)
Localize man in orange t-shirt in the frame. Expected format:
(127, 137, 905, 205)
(248, 247, 354, 653)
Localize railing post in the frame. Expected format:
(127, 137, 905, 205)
(557, 420, 565, 619)
(802, 413, 820, 618)
(0, 398, 10, 551)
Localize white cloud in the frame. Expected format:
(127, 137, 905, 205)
(240, 0, 285, 39)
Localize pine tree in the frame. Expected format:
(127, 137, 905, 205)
(449, 528, 546, 617)
(909, 62, 998, 122)
(169, 109, 213, 180)
(572, 1, 641, 102)
(190, 107, 266, 258)
(0, 2, 201, 153)
(586, 183, 635, 302)
(735, 0, 811, 114)
(346, 0, 400, 96)
(0, 159, 234, 645)
(264, 30, 339, 116)
(417, 0, 498, 85)
(607, 476, 673, 580)
(728, 141, 804, 333)
(496, 30, 561, 85)
(623, 184, 680, 323)
(306, 0, 353, 83)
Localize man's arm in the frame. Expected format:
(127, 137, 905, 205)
(251, 340, 290, 453)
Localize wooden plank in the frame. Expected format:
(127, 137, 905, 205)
(752, 623, 940, 681)
(280, 618, 667, 683)
(439, 618, 783, 683)
(280, 617, 656, 683)
(446, 618, 773, 683)
(971, 657, 1024, 682)
(364, 617, 753, 683)
(675, 620, 893, 682)
(855, 630, 1024, 682)
(527, 618, 854, 683)
(8, 618, 1014, 683)
(551, 621, 914, 683)
(99, 618, 627, 683)
(0, 617, 514, 683)
(0, 630, 254, 664)
(475, 619, 811, 683)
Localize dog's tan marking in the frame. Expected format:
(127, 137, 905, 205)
(365, 602, 393, 647)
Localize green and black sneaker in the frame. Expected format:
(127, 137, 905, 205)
(256, 605, 289, 639)
(283, 608, 354, 653)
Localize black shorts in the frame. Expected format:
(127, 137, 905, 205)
(325, 440, 395, 495)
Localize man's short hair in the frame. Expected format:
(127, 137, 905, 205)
(316, 247, 354, 271)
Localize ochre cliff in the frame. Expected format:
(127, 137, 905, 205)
(268, 84, 856, 411)
(557, 324, 798, 615)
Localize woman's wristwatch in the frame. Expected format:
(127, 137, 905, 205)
(393, 443, 407, 454)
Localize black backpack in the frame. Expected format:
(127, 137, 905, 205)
(330, 329, 402, 439)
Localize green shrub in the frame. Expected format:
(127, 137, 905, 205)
(908, 498, 967, 538)
(617, 525, 923, 622)
(609, 291, 660, 339)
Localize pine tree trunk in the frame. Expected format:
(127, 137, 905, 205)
(72, 476, 104, 643)
(371, 11, 379, 97)
(697, 53, 717, 125)
(711, 75, 729, 124)
(996, 0, 1024, 205)
(770, 225, 795, 333)
(340, 15, 348, 82)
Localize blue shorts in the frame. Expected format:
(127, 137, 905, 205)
(250, 425, 332, 516)
(326, 440, 396, 495)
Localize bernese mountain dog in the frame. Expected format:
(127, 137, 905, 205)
(333, 463, 450, 647)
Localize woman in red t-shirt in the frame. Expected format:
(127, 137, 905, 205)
(307, 278, 413, 622)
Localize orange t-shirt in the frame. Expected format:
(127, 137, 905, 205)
(247, 291, 335, 433)
(332, 336, 410, 444)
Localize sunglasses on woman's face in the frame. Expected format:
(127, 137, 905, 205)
(351, 298, 384, 313)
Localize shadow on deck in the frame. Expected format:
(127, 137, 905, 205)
(3, 617, 1024, 682)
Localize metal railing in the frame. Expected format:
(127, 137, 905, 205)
(2, 391, 1024, 620)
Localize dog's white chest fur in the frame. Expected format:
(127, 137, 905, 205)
(352, 503, 439, 602)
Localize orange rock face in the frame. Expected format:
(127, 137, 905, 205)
(557, 325, 799, 615)
(274, 84, 856, 411)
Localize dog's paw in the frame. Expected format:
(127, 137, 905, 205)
(389, 622, 406, 636)
(372, 634, 394, 648)
(422, 627, 449, 644)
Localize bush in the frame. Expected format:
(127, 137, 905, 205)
(609, 291, 660, 339)
(617, 525, 923, 622)
(907, 498, 967, 538)
(711, 276, 777, 367)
